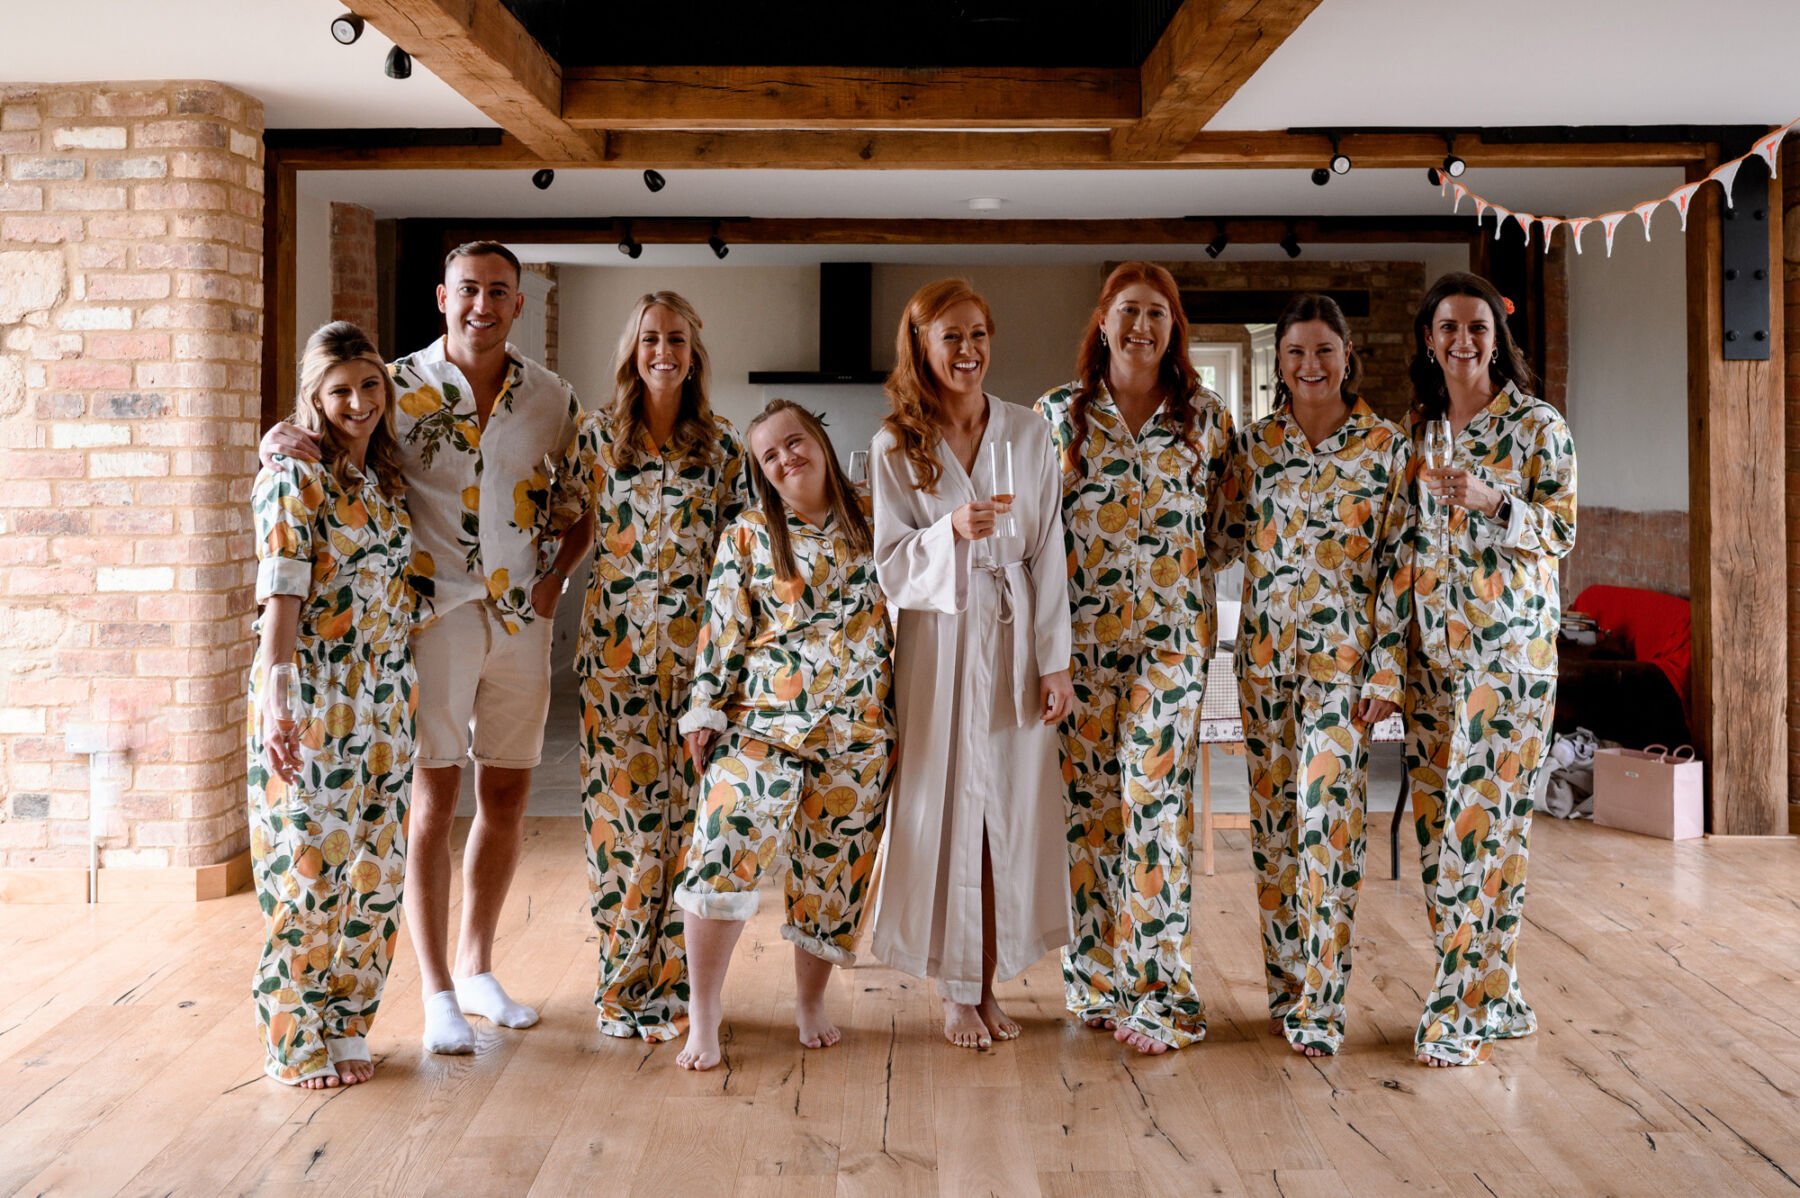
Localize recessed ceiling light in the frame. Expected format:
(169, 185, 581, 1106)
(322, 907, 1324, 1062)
(967, 197, 1005, 212)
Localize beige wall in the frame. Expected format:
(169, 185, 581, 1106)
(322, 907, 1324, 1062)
(1566, 226, 1688, 511)
(294, 177, 329, 359)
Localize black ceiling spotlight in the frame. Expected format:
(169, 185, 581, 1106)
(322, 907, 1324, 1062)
(1280, 227, 1301, 259)
(1205, 231, 1229, 259)
(383, 46, 412, 80)
(1441, 132, 1467, 180)
(642, 169, 666, 193)
(1311, 167, 1331, 186)
(531, 168, 554, 190)
(707, 221, 729, 260)
(1329, 134, 1352, 176)
(330, 13, 364, 44)
(617, 221, 642, 259)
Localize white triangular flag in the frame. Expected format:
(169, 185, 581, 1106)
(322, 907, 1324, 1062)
(1666, 183, 1703, 231)
(1599, 211, 1628, 256)
(1633, 200, 1661, 240)
(1710, 158, 1744, 207)
(1539, 216, 1563, 248)
(1514, 213, 1536, 247)
(1451, 182, 1468, 214)
(1566, 217, 1592, 255)
(1491, 204, 1511, 239)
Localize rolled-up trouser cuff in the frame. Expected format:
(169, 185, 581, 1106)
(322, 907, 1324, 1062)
(674, 885, 761, 922)
(782, 924, 855, 967)
(326, 1035, 368, 1064)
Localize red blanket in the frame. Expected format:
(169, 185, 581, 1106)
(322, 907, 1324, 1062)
(1570, 585, 1692, 717)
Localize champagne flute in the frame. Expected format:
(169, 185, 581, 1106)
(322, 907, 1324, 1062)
(848, 450, 869, 488)
(987, 441, 1016, 539)
(1422, 419, 1452, 519)
(267, 663, 302, 803)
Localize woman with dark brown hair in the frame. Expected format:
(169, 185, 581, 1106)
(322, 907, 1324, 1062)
(1401, 272, 1576, 1067)
(1034, 262, 1241, 1054)
(1235, 293, 1411, 1057)
(868, 278, 1075, 1050)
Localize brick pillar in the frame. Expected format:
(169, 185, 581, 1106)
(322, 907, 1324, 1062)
(523, 261, 559, 374)
(1784, 137, 1800, 827)
(0, 81, 263, 882)
(329, 201, 377, 344)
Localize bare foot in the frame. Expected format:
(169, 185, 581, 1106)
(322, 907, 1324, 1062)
(977, 996, 1019, 1041)
(1084, 1015, 1117, 1031)
(795, 996, 841, 1050)
(677, 1010, 724, 1070)
(300, 1074, 339, 1090)
(334, 1057, 375, 1085)
(1289, 1040, 1331, 1058)
(1417, 1045, 1489, 1068)
(1115, 1028, 1169, 1055)
(944, 1001, 991, 1050)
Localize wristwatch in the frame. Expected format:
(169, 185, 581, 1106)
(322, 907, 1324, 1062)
(548, 565, 570, 594)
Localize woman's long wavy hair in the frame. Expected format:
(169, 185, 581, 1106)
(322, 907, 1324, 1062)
(881, 278, 994, 494)
(1408, 271, 1536, 420)
(1067, 261, 1206, 480)
(744, 399, 872, 584)
(607, 291, 717, 466)
(293, 321, 405, 499)
(1271, 293, 1363, 410)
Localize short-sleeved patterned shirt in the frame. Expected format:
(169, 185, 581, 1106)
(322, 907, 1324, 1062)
(1035, 381, 1242, 657)
(681, 496, 893, 751)
(1402, 384, 1577, 677)
(389, 337, 581, 634)
(1235, 399, 1411, 702)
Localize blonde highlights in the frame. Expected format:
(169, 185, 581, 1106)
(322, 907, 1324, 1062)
(293, 321, 404, 499)
(607, 291, 717, 466)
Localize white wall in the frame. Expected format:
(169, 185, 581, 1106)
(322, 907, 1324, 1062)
(294, 179, 331, 360)
(1565, 228, 1688, 511)
(556, 265, 819, 430)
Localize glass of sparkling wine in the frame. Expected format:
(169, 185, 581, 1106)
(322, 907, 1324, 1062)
(848, 450, 869, 487)
(987, 441, 1016, 539)
(268, 662, 300, 761)
(1422, 419, 1452, 516)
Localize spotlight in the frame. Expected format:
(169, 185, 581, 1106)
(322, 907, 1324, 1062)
(1311, 167, 1331, 187)
(707, 222, 729, 260)
(384, 46, 412, 80)
(531, 168, 555, 190)
(617, 222, 642, 259)
(1428, 166, 1442, 186)
(1205, 232, 1229, 259)
(1280, 229, 1301, 259)
(1331, 152, 1352, 175)
(330, 13, 364, 44)
(642, 169, 666, 193)
(1442, 152, 1467, 178)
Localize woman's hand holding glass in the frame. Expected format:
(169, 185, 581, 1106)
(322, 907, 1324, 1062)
(262, 662, 302, 785)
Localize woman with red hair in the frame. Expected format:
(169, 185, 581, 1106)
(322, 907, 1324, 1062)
(869, 278, 1075, 1050)
(1035, 262, 1242, 1054)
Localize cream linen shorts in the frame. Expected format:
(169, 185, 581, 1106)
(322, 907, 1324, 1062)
(412, 600, 554, 770)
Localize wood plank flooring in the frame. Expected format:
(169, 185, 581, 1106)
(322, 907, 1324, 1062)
(3, 817, 1799, 1196)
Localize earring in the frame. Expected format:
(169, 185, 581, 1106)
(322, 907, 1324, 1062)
(1426, 348, 1436, 363)
(1490, 349, 1498, 364)
(1100, 332, 1108, 348)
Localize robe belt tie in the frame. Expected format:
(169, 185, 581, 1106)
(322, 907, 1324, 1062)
(976, 558, 1035, 729)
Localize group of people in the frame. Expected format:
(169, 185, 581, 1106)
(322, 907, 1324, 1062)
(247, 242, 1576, 1090)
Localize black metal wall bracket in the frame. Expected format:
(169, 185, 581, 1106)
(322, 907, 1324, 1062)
(1721, 152, 1772, 362)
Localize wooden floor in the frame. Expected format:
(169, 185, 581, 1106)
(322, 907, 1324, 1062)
(4, 818, 1800, 1197)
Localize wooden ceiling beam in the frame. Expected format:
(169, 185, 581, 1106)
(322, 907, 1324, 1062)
(269, 129, 1709, 172)
(562, 66, 1140, 129)
(1113, 0, 1325, 161)
(429, 216, 1475, 246)
(353, 0, 601, 160)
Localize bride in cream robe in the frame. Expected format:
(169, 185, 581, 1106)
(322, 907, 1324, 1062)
(869, 394, 1074, 1020)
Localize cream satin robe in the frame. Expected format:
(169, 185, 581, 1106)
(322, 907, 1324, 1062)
(868, 397, 1075, 1005)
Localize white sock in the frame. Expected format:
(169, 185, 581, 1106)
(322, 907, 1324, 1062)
(422, 989, 476, 1054)
(454, 972, 540, 1029)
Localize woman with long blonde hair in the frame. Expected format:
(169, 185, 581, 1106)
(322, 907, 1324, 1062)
(554, 291, 750, 1042)
(248, 321, 414, 1088)
(1035, 262, 1242, 1055)
(868, 278, 1075, 1050)
(673, 398, 893, 1071)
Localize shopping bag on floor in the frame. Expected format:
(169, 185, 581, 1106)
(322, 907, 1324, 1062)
(1592, 744, 1703, 840)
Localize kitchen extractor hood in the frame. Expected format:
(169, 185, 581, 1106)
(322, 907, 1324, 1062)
(749, 262, 887, 386)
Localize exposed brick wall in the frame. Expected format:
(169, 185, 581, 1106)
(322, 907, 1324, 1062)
(1784, 137, 1800, 811)
(0, 81, 263, 872)
(1563, 506, 1690, 604)
(329, 201, 376, 345)
(523, 261, 558, 374)
(1160, 260, 1427, 425)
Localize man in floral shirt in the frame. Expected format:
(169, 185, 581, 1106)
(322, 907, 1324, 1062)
(260, 242, 592, 1055)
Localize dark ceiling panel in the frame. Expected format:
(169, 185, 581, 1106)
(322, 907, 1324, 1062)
(502, 0, 1183, 68)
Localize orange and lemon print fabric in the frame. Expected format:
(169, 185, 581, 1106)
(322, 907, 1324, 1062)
(248, 456, 416, 1085)
(1036, 382, 1242, 1048)
(675, 500, 895, 962)
(1403, 385, 1575, 1065)
(1236, 399, 1410, 1054)
(389, 338, 581, 634)
(557, 412, 749, 1040)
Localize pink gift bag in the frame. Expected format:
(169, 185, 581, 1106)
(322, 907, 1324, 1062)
(1592, 744, 1704, 840)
